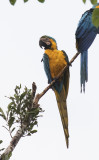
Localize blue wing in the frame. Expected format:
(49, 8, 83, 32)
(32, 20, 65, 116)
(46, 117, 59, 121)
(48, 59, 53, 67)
(43, 53, 52, 84)
(61, 50, 70, 97)
(62, 50, 69, 65)
(75, 9, 97, 52)
(43, 53, 62, 92)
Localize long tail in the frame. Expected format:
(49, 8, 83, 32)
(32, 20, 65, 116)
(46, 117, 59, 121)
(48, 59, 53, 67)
(54, 87, 69, 148)
(81, 51, 88, 92)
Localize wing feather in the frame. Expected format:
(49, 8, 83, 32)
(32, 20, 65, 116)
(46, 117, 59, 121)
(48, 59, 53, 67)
(75, 9, 97, 52)
(61, 50, 70, 98)
(43, 53, 52, 84)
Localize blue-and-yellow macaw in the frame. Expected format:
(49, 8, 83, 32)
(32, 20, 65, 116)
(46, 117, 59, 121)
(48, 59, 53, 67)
(75, 3, 99, 92)
(39, 35, 70, 148)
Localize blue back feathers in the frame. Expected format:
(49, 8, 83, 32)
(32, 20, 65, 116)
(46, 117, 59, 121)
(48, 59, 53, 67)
(75, 4, 99, 92)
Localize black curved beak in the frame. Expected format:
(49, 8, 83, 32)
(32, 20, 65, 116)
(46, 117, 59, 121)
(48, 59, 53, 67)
(39, 37, 52, 49)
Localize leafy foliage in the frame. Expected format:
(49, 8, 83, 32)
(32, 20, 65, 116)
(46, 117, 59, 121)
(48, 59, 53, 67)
(38, 0, 45, 3)
(92, 8, 99, 28)
(0, 108, 6, 120)
(82, 0, 97, 4)
(82, 0, 99, 28)
(9, 0, 45, 5)
(90, 0, 97, 5)
(9, 0, 16, 5)
(82, 0, 86, 3)
(0, 84, 43, 138)
(24, 0, 29, 2)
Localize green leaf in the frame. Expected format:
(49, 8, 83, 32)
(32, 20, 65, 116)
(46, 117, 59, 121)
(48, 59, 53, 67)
(8, 117, 15, 128)
(15, 84, 21, 90)
(82, 0, 86, 3)
(38, 0, 45, 3)
(27, 123, 34, 131)
(0, 148, 5, 152)
(27, 133, 31, 136)
(0, 108, 6, 120)
(30, 130, 37, 134)
(90, 0, 97, 5)
(9, 0, 16, 5)
(0, 140, 3, 144)
(8, 151, 12, 159)
(8, 102, 16, 112)
(0, 114, 6, 120)
(9, 96, 15, 101)
(24, 0, 29, 2)
(11, 127, 15, 133)
(92, 8, 99, 28)
(20, 92, 26, 101)
(1, 153, 11, 160)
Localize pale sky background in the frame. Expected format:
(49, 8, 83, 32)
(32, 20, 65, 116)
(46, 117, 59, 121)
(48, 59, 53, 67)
(0, 0, 99, 160)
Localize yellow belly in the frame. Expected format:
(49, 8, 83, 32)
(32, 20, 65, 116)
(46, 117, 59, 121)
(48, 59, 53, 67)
(45, 49, 67, 78)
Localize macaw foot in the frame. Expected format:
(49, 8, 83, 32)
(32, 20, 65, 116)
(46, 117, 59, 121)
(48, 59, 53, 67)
(53, 77, 58, 81)
(48, 78, 57, 84)
(68, 62, 72, 67)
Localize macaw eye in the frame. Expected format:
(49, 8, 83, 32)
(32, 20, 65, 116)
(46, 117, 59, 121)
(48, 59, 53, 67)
(46, 41, 51, 45)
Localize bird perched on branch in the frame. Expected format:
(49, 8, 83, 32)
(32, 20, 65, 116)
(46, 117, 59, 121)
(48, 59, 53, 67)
(75, 3, 99, 92)
(39, 35, 70, 148)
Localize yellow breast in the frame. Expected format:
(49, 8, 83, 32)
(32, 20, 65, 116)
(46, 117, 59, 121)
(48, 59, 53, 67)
(45, 49, 67, 78)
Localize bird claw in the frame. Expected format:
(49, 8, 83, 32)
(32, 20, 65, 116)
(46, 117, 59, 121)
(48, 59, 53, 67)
(53, 77, 58, 81)
(69, 63, 72, 67)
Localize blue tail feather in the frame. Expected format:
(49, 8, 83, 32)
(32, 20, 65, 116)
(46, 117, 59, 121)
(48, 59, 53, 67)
(80, 51, 88, 92)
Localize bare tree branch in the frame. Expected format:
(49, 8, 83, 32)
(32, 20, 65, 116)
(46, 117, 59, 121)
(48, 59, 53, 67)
(0, 124, 26, 160)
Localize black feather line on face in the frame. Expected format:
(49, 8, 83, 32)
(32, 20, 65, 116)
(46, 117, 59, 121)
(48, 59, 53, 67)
(39, 37, 52, 49)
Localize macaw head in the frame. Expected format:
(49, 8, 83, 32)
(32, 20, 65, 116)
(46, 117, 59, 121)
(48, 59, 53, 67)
(39, 35, 57, 50)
